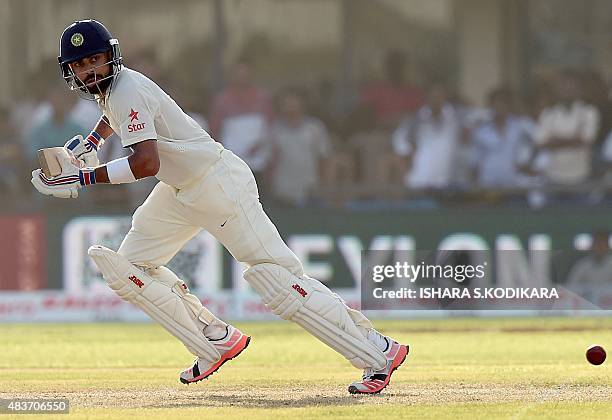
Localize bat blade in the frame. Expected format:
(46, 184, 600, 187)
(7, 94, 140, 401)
(37, 147, 68, 178)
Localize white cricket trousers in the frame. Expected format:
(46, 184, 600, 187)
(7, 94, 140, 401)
(117, 149, 304, 276)
(117, 149, 376, 350)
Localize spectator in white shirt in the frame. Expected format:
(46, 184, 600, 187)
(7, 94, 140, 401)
(567, 230, 612, 300)
(209, 59, 274, 187)
(269, 88, 331, 206)
(392, 82, 462, 189)
(533, 70, 600, 184)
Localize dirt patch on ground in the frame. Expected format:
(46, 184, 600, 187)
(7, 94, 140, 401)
(3, 383, 611, 409)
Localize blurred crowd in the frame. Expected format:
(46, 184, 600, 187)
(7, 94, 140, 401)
(4, 50, 612, 209)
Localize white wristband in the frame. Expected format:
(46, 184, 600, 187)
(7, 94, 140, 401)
(106, 157, 137, 184)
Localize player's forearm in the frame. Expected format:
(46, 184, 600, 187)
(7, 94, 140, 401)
(87, 140, 159, 185)
(94, 115, 114, 140)
(91, 156, 149, 185)
(87, 159, 131, 185)
(82, 116, 114, 151)
(93, 165, 110, 184)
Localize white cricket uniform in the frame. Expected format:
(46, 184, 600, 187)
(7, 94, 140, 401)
(91, 68, 385, 373)
(98, 67, 302, 274)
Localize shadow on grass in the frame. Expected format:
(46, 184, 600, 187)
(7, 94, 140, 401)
(149, 392, 406, 409)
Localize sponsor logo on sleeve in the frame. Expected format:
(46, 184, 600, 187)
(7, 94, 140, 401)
(129, 108, 139, 122)
(127, 108, 146, 132)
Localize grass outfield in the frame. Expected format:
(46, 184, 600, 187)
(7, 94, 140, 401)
(0, 317, 610, 419)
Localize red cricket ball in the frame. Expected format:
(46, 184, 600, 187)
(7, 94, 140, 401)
(586, 345, 606, 365)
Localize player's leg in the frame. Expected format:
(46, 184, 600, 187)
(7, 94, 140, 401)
(184, 150, 408, 392)
(144, 265, 250, 383)
(90, 182, 249, 382)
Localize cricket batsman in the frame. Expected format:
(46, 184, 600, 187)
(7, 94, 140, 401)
(31, 19, 408, 394)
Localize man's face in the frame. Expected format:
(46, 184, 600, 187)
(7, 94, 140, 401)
(492, 96, 510, 117)
(428, 85, 447, 111)
(231, 63, 251, 88)
(592, 235, 610, 257)
(557, 74, 580, 102)
(280, 93, 303, 120)
(69, 51, 112, 94)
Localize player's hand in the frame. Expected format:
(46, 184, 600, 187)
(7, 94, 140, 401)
(31, 169, 80, 198)
(31, 158, 83, 199)
(64, 134, 100, 167)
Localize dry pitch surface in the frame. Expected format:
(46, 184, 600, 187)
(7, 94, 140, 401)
(0, 317, 610, 419)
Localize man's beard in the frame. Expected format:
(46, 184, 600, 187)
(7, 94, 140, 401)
(83, 75, 113, 95)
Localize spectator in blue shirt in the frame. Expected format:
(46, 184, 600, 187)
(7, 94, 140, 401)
(471, 87, 535, 189)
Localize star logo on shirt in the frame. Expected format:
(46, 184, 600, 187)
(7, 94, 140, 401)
(129, 108, 139, 122)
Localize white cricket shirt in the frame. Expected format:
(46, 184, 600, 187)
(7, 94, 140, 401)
(98, 67, 224, 188)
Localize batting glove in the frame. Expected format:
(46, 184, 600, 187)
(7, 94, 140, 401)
(64, 134, 100, 167)
(31, 160, 96, 199)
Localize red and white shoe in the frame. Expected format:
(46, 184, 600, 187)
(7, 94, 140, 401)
(347, 336, 409, 394)
(179, 325, 250, 384)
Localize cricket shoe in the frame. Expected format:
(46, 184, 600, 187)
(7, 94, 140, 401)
(179, 325, 250, 384)
(348, 335, 409, 394)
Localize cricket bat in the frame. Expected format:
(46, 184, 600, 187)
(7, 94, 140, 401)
(37, 147, 81, 178)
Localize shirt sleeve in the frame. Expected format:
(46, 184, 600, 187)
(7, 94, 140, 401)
(313, 120, 331, 158)
(392, 118, 414, 156)
(532, 110, 551, 145)
(469, 126, 486, 168)
(580, 104, 600, 143)
(109, 86, 158, 147)
(602, 130, 612, 162)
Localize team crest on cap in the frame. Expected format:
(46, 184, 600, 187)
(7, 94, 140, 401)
(71, 33, 84, 47)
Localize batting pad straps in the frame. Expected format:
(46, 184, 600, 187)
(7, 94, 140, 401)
(146, 265, 217, 327)
(244, 263, 386, 370)
(88, 245, 220, 363)
(106, 156, 137, 184)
